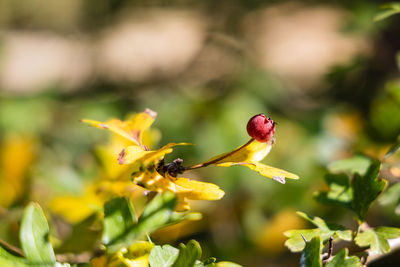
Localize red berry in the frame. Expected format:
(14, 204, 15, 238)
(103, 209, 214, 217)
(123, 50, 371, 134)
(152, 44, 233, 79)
(246, 114, 276, 142)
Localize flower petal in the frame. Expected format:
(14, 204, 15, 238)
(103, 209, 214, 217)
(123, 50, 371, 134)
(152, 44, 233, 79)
(81, 109, 157, 146)
(216, 162, 299, 183)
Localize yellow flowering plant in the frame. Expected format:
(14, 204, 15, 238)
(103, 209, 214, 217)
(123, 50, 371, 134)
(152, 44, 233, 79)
(81, 109, 298, 211)
(0, 109, 299, 267)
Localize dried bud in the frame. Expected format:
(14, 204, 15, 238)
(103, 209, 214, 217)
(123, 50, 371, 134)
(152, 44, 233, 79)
(246, 114, 276, 142)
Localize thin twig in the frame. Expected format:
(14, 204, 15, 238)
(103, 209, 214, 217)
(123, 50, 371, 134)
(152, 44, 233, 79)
(185, 138, 255, 170)
(0, 239, 24, 256)
(322, 237, 334, 266)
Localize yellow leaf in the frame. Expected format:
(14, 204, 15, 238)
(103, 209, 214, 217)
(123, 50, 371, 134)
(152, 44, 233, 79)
(49, 185, 103, 223)
(200, 140, 272, 166)
(0, 135, 36, 207)
(96, 145, 133, 180)
(118, 143, 192, 165)
(113, 241, 154, 267)
(255, 209, 305, 254)
(96, 180, 145, 198)
(91, 255, 108, 267)
(217, 162, 298, 183)
(173, 177, 225, 200)
(117, 254, 149, 267)
(127, 241, 155, 255)
(175, 196, 191, 212)
(192, 139, 299, 184)
(133, 170, 192, 194)
(81, 109, 157, 146)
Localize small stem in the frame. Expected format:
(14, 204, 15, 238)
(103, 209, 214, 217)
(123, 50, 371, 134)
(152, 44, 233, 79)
(322, 237, 334, 266)
(185, 138, 255, 170)
(0, 239, 24, 257)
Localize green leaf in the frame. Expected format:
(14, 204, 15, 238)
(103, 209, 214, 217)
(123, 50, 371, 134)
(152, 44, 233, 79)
(374, 3, 400, 22)
(172, 240, 202, 267)
(314, 173, 352, 208)
(20, 202, 56, 265)
(328, 155, 371, 176)
(102, 197, 137, 245)
(352, 161, 387, 222)
(284, 212, 352, 252)
(203, 258, 216, 265)
(325, 249, 361, 267)
(106, 192, 177, 252)
(300, 236, 322, 267)
(0, 246, 30, 267)
(149, 244, 179, 267)
(355, 227, 400, 254)
(195, 257, 218, 267)
(379, 183, 400, 214)
(384, 139, 400, 159)
(58, 214, 102, 253)
(296, 212, 352, 241)
(284, 229, 321, 252)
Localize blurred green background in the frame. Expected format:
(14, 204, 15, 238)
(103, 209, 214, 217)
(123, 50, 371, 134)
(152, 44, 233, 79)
(1, 0, 400, 266)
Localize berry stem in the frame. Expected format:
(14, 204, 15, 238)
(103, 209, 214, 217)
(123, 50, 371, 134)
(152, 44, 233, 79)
(185, 138, 255, 171)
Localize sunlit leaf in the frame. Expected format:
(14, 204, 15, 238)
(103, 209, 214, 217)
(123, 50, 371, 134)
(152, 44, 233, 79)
(296, 212, 352, 242)
(206, 141, 272, 164)
(314, 173, 352, 208)
(352, 161, 387, 222)
(103, 197, 137, 245)
(119, 143, 192, 165)
(325, 249, 361, 267)
(173, 177, 225, 200)
(149, 244, 179, 267)
(133, 170, 192, 194)
(284, 212, 351, 252)
(0, 246, 29, 267)
(355, 227, 400, 254)
(20, 203, 56, 265)
(300, 236, 322, 267)
(284, 229, 321, 252)
(328, 155, 371, 176)
(374, 3, 400, 22)
(106, 193, 178, 252)
(172, 240, 202, 267)
(216, 162, 298, 183)
(115, 241, 154, 267)
(0, 135, 35, 208)
(196, 139, 298, 183)
(82, 109, 157, 146)
(244, 162, 298, 181)
(49, 184, 103, 223)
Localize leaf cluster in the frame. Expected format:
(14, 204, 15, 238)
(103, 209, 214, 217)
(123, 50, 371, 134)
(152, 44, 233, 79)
(0, 193, 241, 267)
(285, 153, 400, 266)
